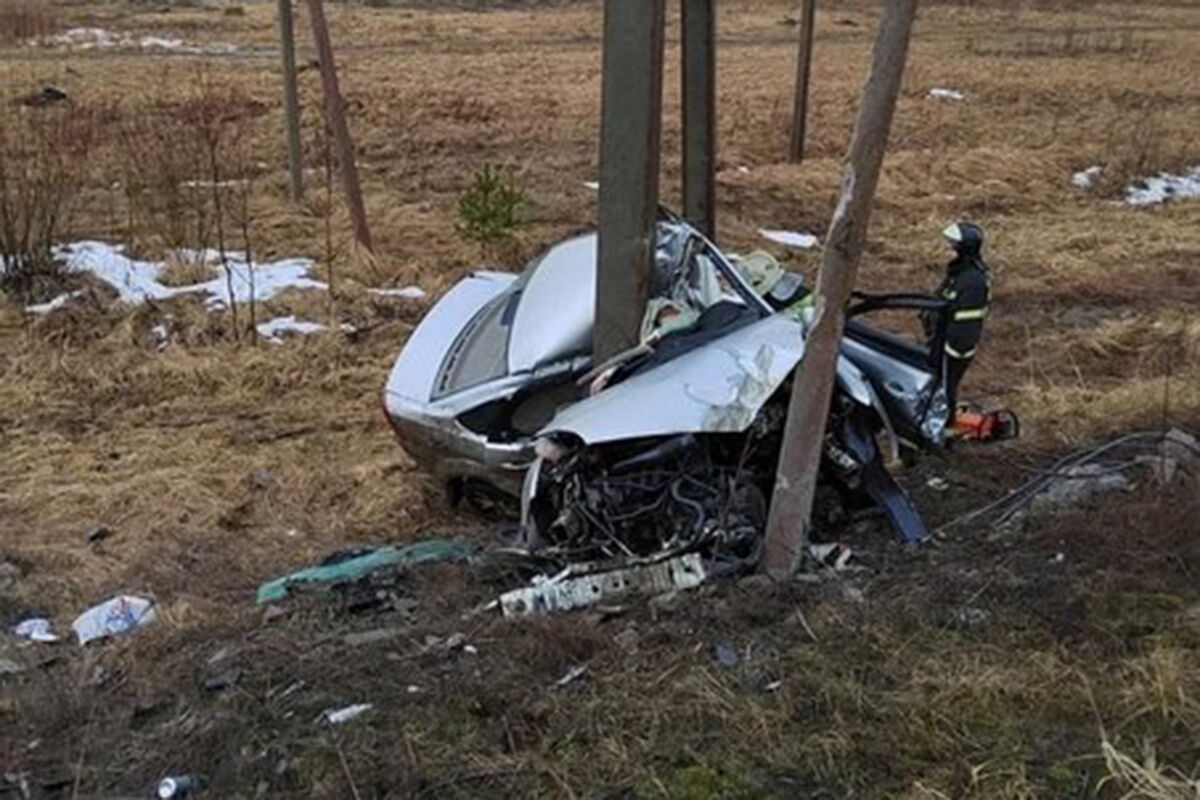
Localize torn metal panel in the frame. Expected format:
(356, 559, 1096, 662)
(542, 314, 805, 445)
(499, 552, 707, 617)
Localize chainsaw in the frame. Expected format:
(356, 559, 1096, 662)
(948, 404, 1020, 443)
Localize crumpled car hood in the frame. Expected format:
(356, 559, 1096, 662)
(541, 313, 806, 445)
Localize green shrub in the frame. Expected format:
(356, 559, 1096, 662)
(456, 164, 526, 249)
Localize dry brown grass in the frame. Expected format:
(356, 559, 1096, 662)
(0, 0, 1198, 796)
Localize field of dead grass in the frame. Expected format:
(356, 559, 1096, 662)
(1, 0, 1198, 797)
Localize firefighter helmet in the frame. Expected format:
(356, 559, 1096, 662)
(942, 221, 984, 256)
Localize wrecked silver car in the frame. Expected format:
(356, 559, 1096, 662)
(384, 210, 954, 555)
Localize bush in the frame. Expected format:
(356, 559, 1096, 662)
(0, 108, 98, 303)
(0, 0, 59, 45)
(456, 164, 526, 250)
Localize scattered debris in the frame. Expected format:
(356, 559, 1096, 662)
(926, 476, 950, 492)
(928, 87, 966, 101)
(406, 684, 421, 694)
(499, 553, 707, 617)
(1125, 166, 1200, 206)
(71, 596, 156, 645)
(711, 640, 739, 667)
(762, 679, 783, 693)
(1072, 165, 1103, 189)
(1051, 552, 1066, 564)
(84, 523, 113, 545)
(555, 665, 587, 687)
(201, 669, 241, 693)
(0, 658, 25, 675)
(256, 539, 471, 604)
(759, 228, 819, 249)
(806, 542, 854, 572)
(956, 606, 989, 628)
(13, 618, 59, 643)
(582, 181, 600, 191)
(321, 703, 374, 725)
(157, 775, 199, 799)
(15, 86, 68, 108)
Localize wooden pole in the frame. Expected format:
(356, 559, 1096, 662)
(788, 0, 817, 162)
(307, 0, 372, 252)
(277, 0, 303, 201)
(682, 0, 716, 239)
(594, 0, 666, 363)
(762, 0, 919, 578)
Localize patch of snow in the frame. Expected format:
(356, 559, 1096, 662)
(368, 286, 425, 300)
(928, 88, 966, 101)
(582, 181, 600, 191)
(1072, 165, 1103, 189)
(256, 315, 354, 344)
(737, 166, 751, 174)
(759, 228, 819, 249)
(34, 241, 325, 312)
(39, 27, 118, 48)
(1125, 166, 1200, 206)
(36, 27, 237, 55)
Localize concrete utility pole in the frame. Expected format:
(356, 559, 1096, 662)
(762, 0, 920, 578)
(788, 0, 817, 162)
(682, 0, 716, 239)
(594, 0, 666, 363)
(277, 0, 303, 200)
(307, 0, 373, 252)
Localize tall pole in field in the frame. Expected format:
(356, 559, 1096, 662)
(594, 0, 666, 363)
(682, 0, 716, 239)
(277, 0, 303, 200)
(762, 0, 920, 578)
(307, 0, 373, 252)
(788, 0, 817, 162)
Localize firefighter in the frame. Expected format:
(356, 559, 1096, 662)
(928, 221, 990, 416)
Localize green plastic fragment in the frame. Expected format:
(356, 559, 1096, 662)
(255, 539, 472, 605)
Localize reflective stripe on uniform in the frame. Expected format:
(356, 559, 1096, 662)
(953, 307, 988, 322)
(945, 342, 976, 359)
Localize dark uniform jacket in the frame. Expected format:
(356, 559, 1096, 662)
(936, 255, 990, 360)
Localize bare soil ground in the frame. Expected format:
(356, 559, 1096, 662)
(1, 0, 1198, 797)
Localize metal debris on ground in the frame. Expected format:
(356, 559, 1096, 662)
(84, 523, 113, 545)
(555, 665, 588, 687)
(805, 542, 854, 572)
(13, 618, 60, 643)
(711, 640, 739, 667)
(321, 703, 374, 725)
(157, 775, 199, 798)
(926, 476, 950, 492)
(499, 552, 707, 617)
(72, 596, 156, 645)
(255, 539, 471, 604)
(762, 679, 783, 693)
(956, 606, 989, 628)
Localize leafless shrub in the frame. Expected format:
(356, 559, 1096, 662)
(0, 0, 59, 45)
(0, 107, 99, 303)
(118, 72, 263, 342)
